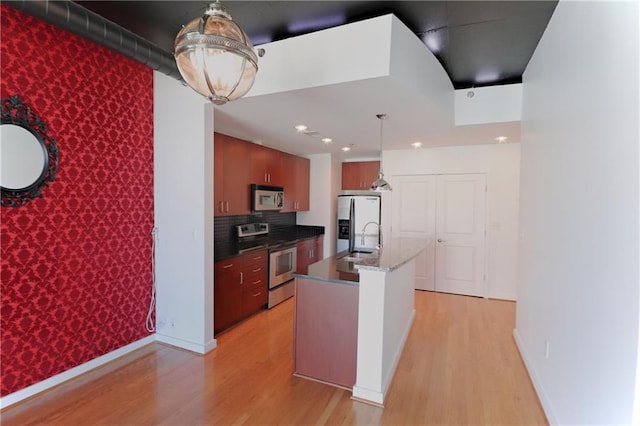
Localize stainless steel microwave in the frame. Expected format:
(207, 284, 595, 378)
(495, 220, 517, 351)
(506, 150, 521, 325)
(251, 184, 284, 211)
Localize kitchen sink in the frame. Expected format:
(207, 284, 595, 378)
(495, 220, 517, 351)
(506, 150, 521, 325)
(339, 250, 377, 263)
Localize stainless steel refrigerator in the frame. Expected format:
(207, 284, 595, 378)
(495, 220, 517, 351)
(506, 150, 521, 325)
(337, 194, 381, 253)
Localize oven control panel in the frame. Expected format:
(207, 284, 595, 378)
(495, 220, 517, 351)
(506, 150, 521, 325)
(237, 223, 269, 238)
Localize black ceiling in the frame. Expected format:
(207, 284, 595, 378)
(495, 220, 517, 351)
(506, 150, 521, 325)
(75, 1, 557, 90)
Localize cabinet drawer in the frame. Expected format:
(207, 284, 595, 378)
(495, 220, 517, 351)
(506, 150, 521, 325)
(243, 274, 267, 293)
(242, 287, 268, 314)
(244, 264, 266, 280)
(215, 258, 242, 275)
(241, 249, 268, 267)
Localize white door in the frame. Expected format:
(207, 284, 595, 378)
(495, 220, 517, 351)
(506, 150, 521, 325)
(391, 175, 436, 290)
(391, 174, 486, 296)
(435, 174, 486, 297)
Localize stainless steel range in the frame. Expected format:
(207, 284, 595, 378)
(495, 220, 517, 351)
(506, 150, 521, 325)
(237, 223, 297, 308)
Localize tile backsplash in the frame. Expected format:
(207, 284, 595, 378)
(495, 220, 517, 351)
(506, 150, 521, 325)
(214, 212, 296, 245)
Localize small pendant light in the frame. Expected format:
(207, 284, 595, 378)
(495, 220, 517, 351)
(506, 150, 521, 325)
(371, 113, 392, 191)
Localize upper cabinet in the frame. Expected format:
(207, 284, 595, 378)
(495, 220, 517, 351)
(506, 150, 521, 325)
(214, 133, 310, 217)
(342, 161, 380, 190)
(215, 133, 251, 216)
(282, 153, 310, 212)
(251, 144, 283, 186)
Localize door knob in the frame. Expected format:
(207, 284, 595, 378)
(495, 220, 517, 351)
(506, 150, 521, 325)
(437, 238, 446, 243)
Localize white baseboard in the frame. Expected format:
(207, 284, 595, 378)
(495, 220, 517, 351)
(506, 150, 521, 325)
(352, 384, 384, 405)
(0, 335, 156, 410)
(513, 329, 559, 425)
(155, 333, 217, 354)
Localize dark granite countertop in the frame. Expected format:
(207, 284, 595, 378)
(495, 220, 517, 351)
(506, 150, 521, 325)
(293, 251, 361, 286)
(214, 225, 324, 262)
(294, 238, 432, 286)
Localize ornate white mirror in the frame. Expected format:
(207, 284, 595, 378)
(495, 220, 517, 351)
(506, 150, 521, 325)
(0, 95, 59, 207)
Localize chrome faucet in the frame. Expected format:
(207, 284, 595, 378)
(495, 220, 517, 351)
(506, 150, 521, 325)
(361, 221, 382, 249)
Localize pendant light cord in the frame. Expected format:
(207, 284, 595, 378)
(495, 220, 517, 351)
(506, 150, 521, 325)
(377, 113, 386, 176)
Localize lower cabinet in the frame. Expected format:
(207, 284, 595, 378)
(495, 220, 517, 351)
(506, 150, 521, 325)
(214, 249, 268, 334)
(294, 277, 359, 389)
(296, 236, 324, 273)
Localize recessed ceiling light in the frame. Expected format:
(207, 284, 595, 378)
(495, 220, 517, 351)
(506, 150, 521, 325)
(341, 146, 351, 152)
(321, 138, 332, 144)
(412, 142, 423, 149)
(495, 136, 508, 143)
(294, 124, 308, 132)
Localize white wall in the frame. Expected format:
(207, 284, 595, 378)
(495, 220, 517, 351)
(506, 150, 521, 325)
(154, 72, 216, 354)
(385, 143, 521, 300)
(250, 16, 392, 96)
(455, 84, 522, 125)
(515, 1, 639, 424)
(297, 153, 342, 258)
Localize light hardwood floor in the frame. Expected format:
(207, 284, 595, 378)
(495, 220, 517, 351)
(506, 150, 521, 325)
(2, 291, 547, 425)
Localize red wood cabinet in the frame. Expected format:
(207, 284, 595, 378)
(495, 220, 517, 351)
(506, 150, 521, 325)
(214, 133, 311, 216)
(342, 161, 380, 190)
(214, 249, 268, 334)
(214, 133, 252, 216)
(282, 153, 310, 212)
(294, 277, 359, 389)
(251, 144, 283, 186)
(214, 257, 243, 334)
(296, 236, 323, 273)
(294, 156, 310, 211)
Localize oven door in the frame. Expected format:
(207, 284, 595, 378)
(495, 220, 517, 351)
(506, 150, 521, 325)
(269, 246, 297, 288)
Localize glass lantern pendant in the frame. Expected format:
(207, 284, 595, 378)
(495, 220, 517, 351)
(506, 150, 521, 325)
(174, 1, 262, 105)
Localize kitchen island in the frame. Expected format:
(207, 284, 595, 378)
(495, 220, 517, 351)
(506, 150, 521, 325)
(293, 237, 430, 406)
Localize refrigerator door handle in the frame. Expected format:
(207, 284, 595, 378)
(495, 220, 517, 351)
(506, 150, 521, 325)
(349, 198, 355, 252)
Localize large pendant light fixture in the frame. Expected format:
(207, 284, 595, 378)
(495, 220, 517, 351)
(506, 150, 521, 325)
(371, 113, 392, 191)
(174, 1, 264, 105)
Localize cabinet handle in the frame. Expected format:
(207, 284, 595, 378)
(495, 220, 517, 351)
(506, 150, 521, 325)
(251, 280, 261, 285)
(252, 292, 262, 297)
(240, 271, 244, 284)
(252, 256, 261, 260)
(252, 267, 261, 273)
(219, 201, 224, 212)
(225, 201, 229, 212)
(264, 173, 268, 182)
(223, 263, 234, 269)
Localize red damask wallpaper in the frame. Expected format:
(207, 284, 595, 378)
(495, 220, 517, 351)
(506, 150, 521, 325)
(0, 6, 154, 396)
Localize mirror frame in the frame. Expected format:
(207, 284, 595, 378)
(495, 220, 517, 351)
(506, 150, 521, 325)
(1, 95, 59, 207)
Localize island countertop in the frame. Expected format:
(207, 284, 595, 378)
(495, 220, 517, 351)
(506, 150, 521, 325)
(294, 237, 431, 285)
